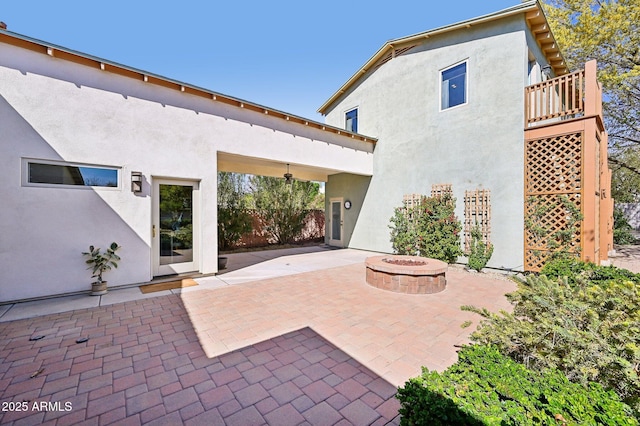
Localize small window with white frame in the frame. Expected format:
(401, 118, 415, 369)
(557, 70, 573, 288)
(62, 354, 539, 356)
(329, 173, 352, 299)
(440, 61, 467, 110)
(23, 158, 120, 189)
(345, 108, 358, 133)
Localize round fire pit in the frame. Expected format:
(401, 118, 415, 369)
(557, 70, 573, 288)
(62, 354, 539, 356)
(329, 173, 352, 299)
(365, 255, 447, 294)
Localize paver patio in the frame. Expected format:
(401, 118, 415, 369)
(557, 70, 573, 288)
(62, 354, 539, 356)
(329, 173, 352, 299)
(0, 260, 516, 425)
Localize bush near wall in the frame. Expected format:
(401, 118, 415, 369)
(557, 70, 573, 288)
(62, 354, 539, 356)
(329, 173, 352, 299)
(230, 209, 325, 249)
(397, 345, 636, 425)
(389, 193, 462, 263)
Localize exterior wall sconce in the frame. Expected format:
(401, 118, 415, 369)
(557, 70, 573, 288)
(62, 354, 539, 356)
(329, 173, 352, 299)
(131, 171, 143, 193)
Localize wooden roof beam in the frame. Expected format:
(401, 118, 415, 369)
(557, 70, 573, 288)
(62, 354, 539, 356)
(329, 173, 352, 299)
(530, 23, 548, 34)
(525, 10, 541, 20)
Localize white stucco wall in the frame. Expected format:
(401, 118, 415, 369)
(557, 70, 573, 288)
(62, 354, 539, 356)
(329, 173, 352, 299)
(0, 42, 372, 301)
(324, 15, 543, 270)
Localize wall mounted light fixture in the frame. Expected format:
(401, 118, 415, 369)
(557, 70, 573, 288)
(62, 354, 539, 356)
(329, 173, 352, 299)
(131, 171, 143, 193)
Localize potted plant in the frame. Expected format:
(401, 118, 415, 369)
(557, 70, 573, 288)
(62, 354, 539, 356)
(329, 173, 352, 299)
(82, 242, 121, 295)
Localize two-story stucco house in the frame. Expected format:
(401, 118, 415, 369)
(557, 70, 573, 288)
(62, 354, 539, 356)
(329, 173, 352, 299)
(320, 0, 612, 272)
(0, 0, 612, 302)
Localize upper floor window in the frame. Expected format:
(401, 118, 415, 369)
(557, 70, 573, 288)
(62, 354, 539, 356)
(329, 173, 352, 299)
(441, 62, 467, 110)
(24, 159, 119, 189)
(345, 108, 358, 133)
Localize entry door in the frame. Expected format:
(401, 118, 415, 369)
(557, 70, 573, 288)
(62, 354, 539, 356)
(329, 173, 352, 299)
(153, 179, 200, 276)
(329, 198, 343, 247)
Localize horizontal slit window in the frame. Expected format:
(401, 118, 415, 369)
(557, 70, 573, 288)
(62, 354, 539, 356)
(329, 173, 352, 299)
(26, 161, 119, 188)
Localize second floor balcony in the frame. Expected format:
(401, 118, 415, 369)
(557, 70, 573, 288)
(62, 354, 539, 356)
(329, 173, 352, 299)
(525, 60, 603, 129)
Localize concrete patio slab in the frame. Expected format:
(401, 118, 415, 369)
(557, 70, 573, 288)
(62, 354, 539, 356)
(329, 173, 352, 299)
(212, 248, 378, 286)
(0, 294, 100, 322)
(100, 287, 173, 305)
(0, 304, 11, 318)
(0, 247, 368, 322)
(610, 244, 640, 273)
(219, 245, 337, 274)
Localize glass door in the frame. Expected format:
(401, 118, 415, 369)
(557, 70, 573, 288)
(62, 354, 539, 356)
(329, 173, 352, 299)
(153, 179, 199, 276)
(329, 197, 343, 247)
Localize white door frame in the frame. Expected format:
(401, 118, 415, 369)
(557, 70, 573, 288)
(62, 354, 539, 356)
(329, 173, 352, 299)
(152, 178, 200, 276)
(329, 197, 344, 247)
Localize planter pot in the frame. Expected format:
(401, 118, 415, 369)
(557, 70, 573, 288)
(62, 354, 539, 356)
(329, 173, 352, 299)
(218, 256, 228, 270)
(91, 281, 108, 296)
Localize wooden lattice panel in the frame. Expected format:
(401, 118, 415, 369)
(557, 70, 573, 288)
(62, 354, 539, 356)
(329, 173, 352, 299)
(464, 189, 491, 252)
(524, 132, 583, 271)
(403, 193, 424, 222)
(431, 184, 452, 197)
(403, 194, 423, 210)
(525, 133, 582, 194)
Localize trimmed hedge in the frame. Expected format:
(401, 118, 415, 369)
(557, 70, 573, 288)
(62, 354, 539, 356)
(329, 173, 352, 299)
(397, 345, 637, 425)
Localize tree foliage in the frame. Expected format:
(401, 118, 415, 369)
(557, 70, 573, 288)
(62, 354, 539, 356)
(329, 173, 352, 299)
(614, 207, 637, 244)
(249, 176, 320, 244)
(611, 149, 640, 202)
(217, 172, 252, 250)
(542, 0, 640, 200)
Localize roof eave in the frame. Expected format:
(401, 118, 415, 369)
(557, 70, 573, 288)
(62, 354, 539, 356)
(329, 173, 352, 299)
(318, 0, 566, 115)
(0, 29, 378, 145)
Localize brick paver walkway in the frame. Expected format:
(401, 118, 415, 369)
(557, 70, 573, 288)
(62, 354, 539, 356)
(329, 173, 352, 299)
(189, 263, 516, 384)
(0, 263, 516, 425)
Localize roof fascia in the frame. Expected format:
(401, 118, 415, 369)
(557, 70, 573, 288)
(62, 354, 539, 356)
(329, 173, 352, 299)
(0, 29, 377, 145)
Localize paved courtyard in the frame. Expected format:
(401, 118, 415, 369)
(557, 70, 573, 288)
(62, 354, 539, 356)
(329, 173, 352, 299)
(0, 251, 517, 425)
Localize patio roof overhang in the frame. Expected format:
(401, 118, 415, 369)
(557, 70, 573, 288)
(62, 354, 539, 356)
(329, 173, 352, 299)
(217, 152, 368, 182)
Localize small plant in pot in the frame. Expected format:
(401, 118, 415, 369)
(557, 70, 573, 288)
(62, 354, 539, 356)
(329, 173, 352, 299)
(82, 242, 121, 295)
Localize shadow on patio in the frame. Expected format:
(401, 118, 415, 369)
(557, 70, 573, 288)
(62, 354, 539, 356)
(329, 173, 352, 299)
(0, 294, 399, 425)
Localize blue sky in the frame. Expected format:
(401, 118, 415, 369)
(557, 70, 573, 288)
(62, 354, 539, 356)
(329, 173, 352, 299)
(2, 1, 517, 120)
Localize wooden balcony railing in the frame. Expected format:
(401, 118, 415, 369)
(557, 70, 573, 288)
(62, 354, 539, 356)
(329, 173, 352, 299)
(525, 70, 584, 126)
(525, 60, 601, 128)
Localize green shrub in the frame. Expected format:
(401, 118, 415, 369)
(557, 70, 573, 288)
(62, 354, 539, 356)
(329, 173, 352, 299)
(389, 205, 418, 255)
(467, 225, 494, 271)
(250, 176, 319, 244)
(541, 258, 640, 285)
(397, 345, 636, 425)
(218, 207, 252, 250)
(614, 208, 637, 245)
(462, 273, 640, 413)
(389, 193, 462, 263)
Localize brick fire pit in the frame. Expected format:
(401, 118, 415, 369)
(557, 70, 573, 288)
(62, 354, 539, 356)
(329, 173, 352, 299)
(365, 255, 447, 294)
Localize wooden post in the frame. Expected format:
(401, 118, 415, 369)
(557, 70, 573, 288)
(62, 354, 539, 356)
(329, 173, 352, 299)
(584, 60, 598, 117)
